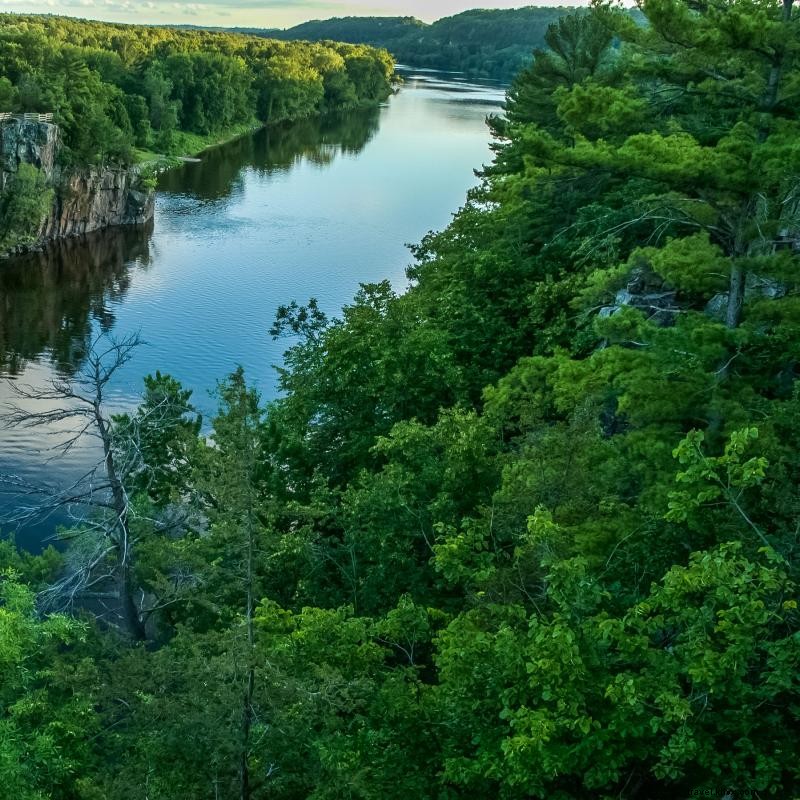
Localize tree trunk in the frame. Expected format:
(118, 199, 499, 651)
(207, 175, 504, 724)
(732, 0, 795, 330)
(118, 562, 146, 641)
(758, 0, 793, 140)
(96, 391, 145, 641)
(240, 667, 254, 800)
(725, 263, 745, 329)
(240, 511, 255, 800)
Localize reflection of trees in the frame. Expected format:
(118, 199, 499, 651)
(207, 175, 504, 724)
(0, 224, 152, 377)
(254, 107, 381, 169)
(157, 136, 256, 201)
(157, 106, 381, 201)
(0, 107, 380, 376)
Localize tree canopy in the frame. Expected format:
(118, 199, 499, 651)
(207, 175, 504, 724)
(238, 8, 575, 82)
(2, 2, 800, 798)
(0, 14, 394, 165)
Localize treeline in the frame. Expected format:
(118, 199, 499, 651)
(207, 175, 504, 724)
(0, 14, 394, 165)
(3, 2, 800, 799)
(240, 7, 573, 82)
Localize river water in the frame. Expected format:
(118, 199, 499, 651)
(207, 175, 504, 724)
(0, 70, 505, 550)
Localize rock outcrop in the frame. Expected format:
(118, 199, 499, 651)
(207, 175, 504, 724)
(0, 118, 60, 191)
(43, 167, 154, 239)
(705, 273, 788, 322)
(0, 117, 154, 255)
(598, 266, 681, 327)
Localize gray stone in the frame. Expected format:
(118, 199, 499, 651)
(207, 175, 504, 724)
(705, 274, 788, 321)
(0, 119, 60, 191)
(614, 288, 634, 306)
(705, 292, 729, 321)
(745, 272, 787, 300)
(1, 118, 154, 255)
(41, 165, 155, 240)
(599, 267, 680, 327)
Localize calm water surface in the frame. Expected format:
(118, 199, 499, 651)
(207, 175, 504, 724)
(0, 70, 504, 549)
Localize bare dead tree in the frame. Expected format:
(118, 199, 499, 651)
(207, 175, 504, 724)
(0, 332, 149, 639)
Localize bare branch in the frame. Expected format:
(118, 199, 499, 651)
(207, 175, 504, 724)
(1, 332, 148, 639)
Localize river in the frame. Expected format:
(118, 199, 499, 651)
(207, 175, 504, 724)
(0, 69, 505, 550)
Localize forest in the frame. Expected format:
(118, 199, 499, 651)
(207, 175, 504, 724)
(0, 14, 394, 165)
(2, 0, 800, 798)
(237, 7, 573, 82)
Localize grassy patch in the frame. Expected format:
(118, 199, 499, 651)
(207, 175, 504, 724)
(132, 148, 165, 165)
(173, 122, 263, 156)
(133, 122, 264, 169)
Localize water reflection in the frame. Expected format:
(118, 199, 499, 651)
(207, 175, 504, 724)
(0, 225, 152, 377)
(158, 107, 381, 200)
(0, 108, 382, 379)
(0, 70, 505, 550)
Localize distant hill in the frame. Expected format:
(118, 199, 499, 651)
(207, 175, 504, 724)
(262, 16, 426, 44)
(250, 8, 576, 82)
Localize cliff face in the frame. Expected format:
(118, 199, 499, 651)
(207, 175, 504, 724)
(43, 167, 154, 239)
(0, 118, 60, 191)
(0, 118, 154, 252)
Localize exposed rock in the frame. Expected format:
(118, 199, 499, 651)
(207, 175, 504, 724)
(42, 166, 154, 239)
(746, 273, 787, 300)
(598, 266, 680, 327)
(705, 292, 729, 321)
(705, 273, 788, 321)
(0, 119, 60, 191)
(0, 117, 154, 256)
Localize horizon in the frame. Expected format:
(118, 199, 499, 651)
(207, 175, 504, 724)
(0, 1, 586, 29)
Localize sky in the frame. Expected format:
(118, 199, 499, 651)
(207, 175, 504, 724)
(0, 0, 583, 28)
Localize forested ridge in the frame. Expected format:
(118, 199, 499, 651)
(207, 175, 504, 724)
(230, 7, 573, 82)
(0, 14, 394, 165)
(3, 2, 800, 800)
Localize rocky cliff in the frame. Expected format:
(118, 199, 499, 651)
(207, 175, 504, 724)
(43, 166, 154, 239)
(0, 118, 60, 191)
(0, 118, 154, 253)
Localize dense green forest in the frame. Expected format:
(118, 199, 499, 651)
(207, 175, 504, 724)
(3, 1, 800, 799)
(0, 14, 394, 165)
(234, 7, 572, 82)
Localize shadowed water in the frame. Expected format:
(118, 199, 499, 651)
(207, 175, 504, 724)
(0, 69, 505, 550)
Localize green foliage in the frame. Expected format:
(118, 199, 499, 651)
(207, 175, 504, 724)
(264, 8, 573, 81)
(667, 427, 771, 546)
(501, 11, 616, 133)
(0, 573, 96, 799)
(0, 164, 52, 251)
(434, 539, 800, 798)
(112, 371, 201, 505)
(0, 14, 394, 164)
(5, 0, 800, 796)
(0, 541, 62, 588)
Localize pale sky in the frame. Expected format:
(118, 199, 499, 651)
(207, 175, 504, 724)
(0, 0, 583, 28)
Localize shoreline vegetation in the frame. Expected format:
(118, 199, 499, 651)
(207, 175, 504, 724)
(131, 86, 395, 171)
(0, 13, 395, 252)
(0, 14, 395, 168)
(217, 7, 575, 82)
(131, 120, 265, 172)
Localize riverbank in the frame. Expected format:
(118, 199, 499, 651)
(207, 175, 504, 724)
(0, 118, 154, 259)
(133, 92, 398, 173)
(0, 95, 396, 259)
(133, 121, 265, 171)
